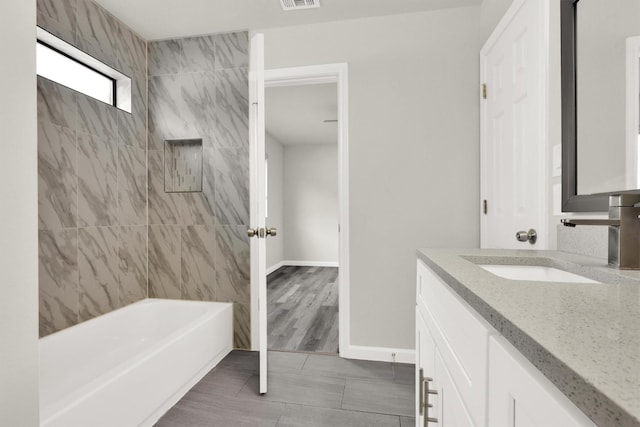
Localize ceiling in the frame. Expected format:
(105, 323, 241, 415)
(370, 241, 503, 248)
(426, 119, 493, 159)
(94, 0, 482, 40)
(266, 83, 337, 146)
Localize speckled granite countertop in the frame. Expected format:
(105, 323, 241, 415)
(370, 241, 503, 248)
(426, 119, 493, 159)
(417, 248, 640, 427)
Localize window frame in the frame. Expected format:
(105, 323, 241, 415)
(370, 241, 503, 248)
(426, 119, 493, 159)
(37, 39, 117, 107)
(36, 26, 132, 113)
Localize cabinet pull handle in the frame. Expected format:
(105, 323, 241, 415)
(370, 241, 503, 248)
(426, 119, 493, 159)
(423, 378, 429, 427)
(425, 377, 439, 426)
(419, 369, 424, 415)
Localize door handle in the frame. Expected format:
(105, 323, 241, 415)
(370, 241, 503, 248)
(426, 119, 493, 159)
(515, 229, 537, 244)
(248, 227, 277, 238)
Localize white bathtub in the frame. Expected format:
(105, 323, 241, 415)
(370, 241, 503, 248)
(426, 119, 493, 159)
(39, 299, 233, 427)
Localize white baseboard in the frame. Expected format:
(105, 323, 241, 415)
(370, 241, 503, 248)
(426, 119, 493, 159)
(266, 261, 286, 275)
(341, 345, 415, 364)
(285, 260, 339, 268)
(266, 260, 339, 275)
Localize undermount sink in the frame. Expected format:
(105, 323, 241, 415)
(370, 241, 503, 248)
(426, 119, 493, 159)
(479, 265, 600, 284)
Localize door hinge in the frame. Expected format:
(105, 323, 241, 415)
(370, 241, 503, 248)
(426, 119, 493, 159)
(482, 83, 487, 100)
(483, 199, 488, 215)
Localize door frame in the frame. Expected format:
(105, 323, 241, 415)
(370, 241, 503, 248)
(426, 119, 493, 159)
(626, 36, 640, 189)
(250, 63, 350, 356)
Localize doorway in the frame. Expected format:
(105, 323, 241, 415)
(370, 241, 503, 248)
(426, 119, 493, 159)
(250, 63, 350, 359)
(265, 82, 339, 353)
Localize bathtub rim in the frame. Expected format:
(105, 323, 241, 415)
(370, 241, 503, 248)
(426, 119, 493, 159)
(39, 298, 227, 345)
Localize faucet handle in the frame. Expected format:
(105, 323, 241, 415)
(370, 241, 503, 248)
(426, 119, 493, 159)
(610, 194, 640, 207)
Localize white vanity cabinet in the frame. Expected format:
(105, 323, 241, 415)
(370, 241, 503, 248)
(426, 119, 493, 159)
(415, 259, 596, 427)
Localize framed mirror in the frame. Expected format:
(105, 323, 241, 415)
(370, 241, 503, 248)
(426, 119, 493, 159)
(561, 0, 640, 212)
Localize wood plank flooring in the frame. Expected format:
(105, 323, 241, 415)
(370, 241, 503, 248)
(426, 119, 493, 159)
(267, 266, 339, 353)
(155, 350, 415, 427)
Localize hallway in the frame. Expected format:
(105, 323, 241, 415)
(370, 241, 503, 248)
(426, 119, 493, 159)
(267, 266, 339, 353)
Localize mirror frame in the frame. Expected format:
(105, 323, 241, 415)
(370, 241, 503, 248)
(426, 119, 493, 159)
(561, 0, 640, 212)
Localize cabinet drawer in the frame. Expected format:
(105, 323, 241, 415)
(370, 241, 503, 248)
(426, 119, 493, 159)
(417, 260, 495, 427)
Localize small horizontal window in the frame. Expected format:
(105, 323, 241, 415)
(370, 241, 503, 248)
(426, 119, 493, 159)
(36, 27, 132, 113)
(37, 42, 115, 105)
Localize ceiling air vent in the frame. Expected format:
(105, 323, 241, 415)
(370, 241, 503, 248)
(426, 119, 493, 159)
(280, 0, 320, 11)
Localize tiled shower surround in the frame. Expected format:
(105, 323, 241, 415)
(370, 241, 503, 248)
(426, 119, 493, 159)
(147, 33, 251, 349)
(37, 0, 251, 349)
(37, 0, 148, 336)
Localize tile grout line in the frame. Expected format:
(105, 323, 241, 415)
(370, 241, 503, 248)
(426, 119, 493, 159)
(75, 91, 80, 327)
(299, 353, 310, 371)
(273, 402, 287, 427)
(145, 36, 149, 303)
(232, 372, 253, 398)
(272, 401, 411, 423)
(340, 376, 347, 409)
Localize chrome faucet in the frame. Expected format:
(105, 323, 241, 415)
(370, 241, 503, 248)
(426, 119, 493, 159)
(561, 194, 640, 269)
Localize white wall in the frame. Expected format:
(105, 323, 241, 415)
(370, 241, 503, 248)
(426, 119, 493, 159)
(480, 0, 515, 45)
(0, 0, 40, 425)
(260, 6, 481, 350)
(266, 133, 285, 270)
(283, 144, 339, 263)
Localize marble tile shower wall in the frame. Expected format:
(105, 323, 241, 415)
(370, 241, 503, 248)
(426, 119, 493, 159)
(37, 0, 148, 336)
(147, 33, 251, 349)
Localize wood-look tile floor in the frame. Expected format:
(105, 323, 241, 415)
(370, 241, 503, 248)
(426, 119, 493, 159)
(267, 266, 339, 353)
(155, 350, 416, 427)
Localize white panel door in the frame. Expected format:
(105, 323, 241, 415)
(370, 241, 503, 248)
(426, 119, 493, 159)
(249, 33, 267, 394)
(480, 0, 548, 249)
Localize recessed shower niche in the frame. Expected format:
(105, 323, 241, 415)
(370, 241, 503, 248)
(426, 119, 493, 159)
(164, 138, 203, 193)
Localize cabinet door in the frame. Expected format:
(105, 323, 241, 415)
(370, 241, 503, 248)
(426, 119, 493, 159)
(417, 261, 492, 426)
(434, 350, 476, 427)
(416, 309, 436, 425)
(488, 336, 596, 427)
(417, 309, 475, 427)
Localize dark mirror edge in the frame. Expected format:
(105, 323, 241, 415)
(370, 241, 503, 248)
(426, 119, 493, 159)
(560, 0, 640, 212)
